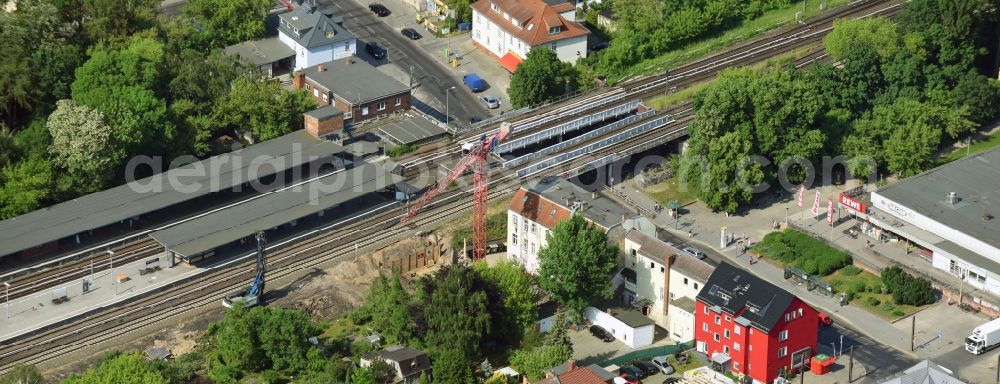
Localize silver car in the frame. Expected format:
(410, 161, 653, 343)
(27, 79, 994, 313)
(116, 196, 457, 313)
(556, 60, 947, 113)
(650, 355, 675, 375)
(481, 95, 500, 109)
(683, 246, 706, 259)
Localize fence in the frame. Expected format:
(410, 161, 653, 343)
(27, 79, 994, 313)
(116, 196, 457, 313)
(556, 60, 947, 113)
(601, 341, 694, 368)
(388, 249, 438, 274)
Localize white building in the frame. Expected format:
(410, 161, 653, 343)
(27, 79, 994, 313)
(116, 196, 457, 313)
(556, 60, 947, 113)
(506, 178, 633, 274)
(584, 306, 655, 348)
(867, 147, 1000, 307)
(621, 229, 713, 342)
(470, 0, 590, 72)
(278, 4, 357, 71)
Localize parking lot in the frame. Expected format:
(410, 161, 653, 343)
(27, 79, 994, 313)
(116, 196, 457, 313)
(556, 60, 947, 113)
(568, 324, 687, 383)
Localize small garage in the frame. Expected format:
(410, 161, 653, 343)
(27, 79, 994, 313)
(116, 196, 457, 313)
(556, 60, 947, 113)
(585, 306, 655, 348)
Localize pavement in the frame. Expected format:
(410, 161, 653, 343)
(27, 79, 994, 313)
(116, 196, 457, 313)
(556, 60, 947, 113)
(608, 177, 999, 383)
(321, 0, 496, 127)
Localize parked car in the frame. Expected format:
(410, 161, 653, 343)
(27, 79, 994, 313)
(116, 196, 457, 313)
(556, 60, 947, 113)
(481, 95, 500, 109)
(682, 246, 707, 259)
(620, 365, 647, 379)
(463, 73, 486, 92)
(617, 373, 641, 384)
(368, 3, 390, 16)
(650, 356, 676, 375)
(630, 361, 658, 376)
(365, 42, 386, 60)
(663, 377, 681, 384)
(401, 28, 421, 40)
(818, 312, 833, 326)
(589, 325, 614, 342)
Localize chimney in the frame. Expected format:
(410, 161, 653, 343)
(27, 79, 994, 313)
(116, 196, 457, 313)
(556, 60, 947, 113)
(566, 359, 575, 371)
(664, 254, 676, 317)
(947, 192, 958, 205)
(580, 201, 588, 212)
(591, 191, 597, 199)
(318, 64, 326, 72)
(565, 194, 575, 207)
(292, 71, 305, 89)
(545, 371, 554, 379)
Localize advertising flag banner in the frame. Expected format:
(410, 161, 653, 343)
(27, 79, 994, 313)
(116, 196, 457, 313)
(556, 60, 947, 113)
(811, 191, 821, 215)
(797, 185, 805, 208)
(828, 198, 834, 224)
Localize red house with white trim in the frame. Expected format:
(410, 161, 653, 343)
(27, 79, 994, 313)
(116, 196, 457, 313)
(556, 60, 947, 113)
(695, 262, 818, 384)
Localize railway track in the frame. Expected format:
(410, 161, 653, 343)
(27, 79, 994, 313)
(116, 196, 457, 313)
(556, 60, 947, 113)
(0, 0, 906, 372)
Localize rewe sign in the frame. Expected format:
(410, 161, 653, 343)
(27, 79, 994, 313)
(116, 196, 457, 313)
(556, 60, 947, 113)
(839, 194, 866, 213)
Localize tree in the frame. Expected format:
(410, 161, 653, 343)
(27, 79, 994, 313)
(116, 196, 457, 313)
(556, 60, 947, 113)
(416, 266, 491, 382)
(351, 367, 377, 384)
(538, 214, 618, 316)
(823, 18, 900, 62)
(473, 260, 538, 342)
(60, 352, 168, 384)
(208, 305, 321, 374)
(47, 99, 122, 191)
(0, 364, 43, 384)
(184, 0, 270, 47)
(0, 157, 54, 219)
(508, 48, 574, 108)
(431, 348, 476, 384)
(213, 78, 315, 142)
(363, 271, 415, 345)
(508, 345, 571, 381)
(543, 312, 572, 359)
(82, 0, 157, 42)
(952, 72, 1000, 124)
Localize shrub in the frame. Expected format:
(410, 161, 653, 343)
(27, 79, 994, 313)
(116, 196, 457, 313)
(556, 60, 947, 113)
(892, 310, 905, 317)
(881, 302, 896, 312)
(753, 229, 851, 276)
(841, 265, 862, 276)
(387, 143, 417, 157)
(849, 280, 867, 294)
(881, 266, 936, 306)
(865, 296, 881, 306)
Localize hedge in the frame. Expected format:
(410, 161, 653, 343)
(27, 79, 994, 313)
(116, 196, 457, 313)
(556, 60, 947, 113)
(881, 266, 936, 306)
(751, 229, 852, 276)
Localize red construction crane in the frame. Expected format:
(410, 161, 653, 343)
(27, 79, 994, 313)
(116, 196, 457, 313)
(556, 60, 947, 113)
(400, 122, 513, 260)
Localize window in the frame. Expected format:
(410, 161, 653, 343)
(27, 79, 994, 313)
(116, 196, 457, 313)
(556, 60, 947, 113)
(734, 342, 741, 351)
(778, 347, 787, 358)
(660, 266, 665, 273)
(531, 223, 536, 234)
(723, 346, 729, 354)
(549, 42, 557, 50)
(491, 2, 499, 12)
(715, 316, 720, 325)
(734, 325, 741, 335)
(530, 242, 535, 254)
(724, 329, 730, 339)
(631, 249, 637, 256)
(714, 333, 720, 342)
(549, 26, 560, 35)
(704, 306, 709, 315)
(684, 278, 689, 285)
(344, 41, 351, 51)
(377, 101, 386, 111)
(523, 221, 528, 232)
(734, 361, 739, 371)
(543, 229, 548, 238)
(703, 323, 709, 332)
(313, 88, 319, 97)
(361, 106, 369, 115)
(305, 83, 311, 90)
(669, 292, 675, 299)
(512, 233, 517, 245)
(694, 283, 699, 290)
(798, 308, 804, 317)
(395, 97, 401, 106)
(650, 262, 654, 268)
(322, 93, 329, 103)
(511, 215, 518, 227)
(779, 330, 789, 342)
(725, 315, 731, 322)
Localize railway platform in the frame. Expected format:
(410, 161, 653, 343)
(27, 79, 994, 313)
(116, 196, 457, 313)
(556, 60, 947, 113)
(0, 252, 201, 343)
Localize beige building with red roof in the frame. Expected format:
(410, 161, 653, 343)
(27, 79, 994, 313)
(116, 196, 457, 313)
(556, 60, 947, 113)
(470, 0, 590, 72)
(506, 178, 633, 274)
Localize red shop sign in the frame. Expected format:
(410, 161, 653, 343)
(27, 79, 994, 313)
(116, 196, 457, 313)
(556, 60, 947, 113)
(839, 194, 866, 213)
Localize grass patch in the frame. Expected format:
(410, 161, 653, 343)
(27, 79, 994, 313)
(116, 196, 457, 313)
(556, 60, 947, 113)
(451, 210, 508, 250)
(646, 80, 714, 110)
(387, 143, 418, 157)
(751, 229, 852, 276)
(669, 353, 704, 374)
(321, 317, 361, 341)
(940, 129, 1000, 164)
(823, 268, 923, 320)
(611, 0, 851, 84)
(641, 177, 699, 206)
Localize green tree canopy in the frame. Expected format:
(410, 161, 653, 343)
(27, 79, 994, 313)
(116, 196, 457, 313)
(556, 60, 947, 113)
(183, 0, 270, 47)
(824, 17, 900, 62)
(473, 260, 538, 342)
(207, 305, 322, 374)
(81, 0, 157, 43)
(60, 352, 168, 384)
(362, 271, 415, 345)
(213, 78, 315, 142)
(509, 48, 575, 108)
(538, 214, 618, 316)
(416, 266, 491, 383)
(0, 364, 44, 384)
(47, 99, 122, 191)
(0, 157, 55, 219)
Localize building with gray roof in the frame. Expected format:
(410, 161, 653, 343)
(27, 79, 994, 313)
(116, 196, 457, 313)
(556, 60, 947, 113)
(869, 146, 1000, 296)
(377, 114, 448, 146)
(0, 130, 346, 260)
(296, 58, 411, 123)
(277, 3, 357, 70)
(149, 163, 400, 260)
(225, 37, 295, 77)
(879, 360, 965, 384)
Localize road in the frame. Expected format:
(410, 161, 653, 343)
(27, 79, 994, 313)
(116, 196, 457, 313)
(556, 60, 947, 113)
(317, 0, 490, 124)
(655, 228, 918, 382)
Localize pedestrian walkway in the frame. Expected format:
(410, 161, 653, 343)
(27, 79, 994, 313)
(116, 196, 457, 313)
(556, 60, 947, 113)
(608, 178, 918, 357)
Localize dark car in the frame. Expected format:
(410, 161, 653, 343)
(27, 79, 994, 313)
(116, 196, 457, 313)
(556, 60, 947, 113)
(401, 28, 421, 40)
(365, 42, 386, 60)
(368, 3, 390, 16)
(630, 361, 658, 376)
(589, 325, 614, 342)
(618, 373, 641, 384)
(620, 365, 647, 379)
(662, 378, 681, 384)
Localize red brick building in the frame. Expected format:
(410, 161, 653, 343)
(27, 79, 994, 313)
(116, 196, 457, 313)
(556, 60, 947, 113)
(695, 262, 818, 384)
(294, 57, 411, 123)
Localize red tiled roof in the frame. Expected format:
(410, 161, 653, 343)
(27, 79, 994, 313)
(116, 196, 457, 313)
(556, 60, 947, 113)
(508, 188, 572, 230)
(499, 52, 523, 72)
(537, 366, 609, 384)
(471, 0, 589, 47)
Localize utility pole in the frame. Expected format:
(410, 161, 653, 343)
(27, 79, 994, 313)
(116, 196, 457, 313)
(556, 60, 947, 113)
(445, 86, 455, 127)
(839, 334, 843, 358)
(848, 346, 854, 382)
(911, 315, 916, 351)
(409, 65, 414, 89)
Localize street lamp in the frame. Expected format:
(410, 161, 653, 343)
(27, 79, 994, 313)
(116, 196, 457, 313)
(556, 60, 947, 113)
(108, 250, 116, 296)
(445, 86, 456, 127)
(4, 281, 10, 320)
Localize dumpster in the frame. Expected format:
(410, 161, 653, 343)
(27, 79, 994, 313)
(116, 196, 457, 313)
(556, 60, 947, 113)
(810, 354, 834, 375)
